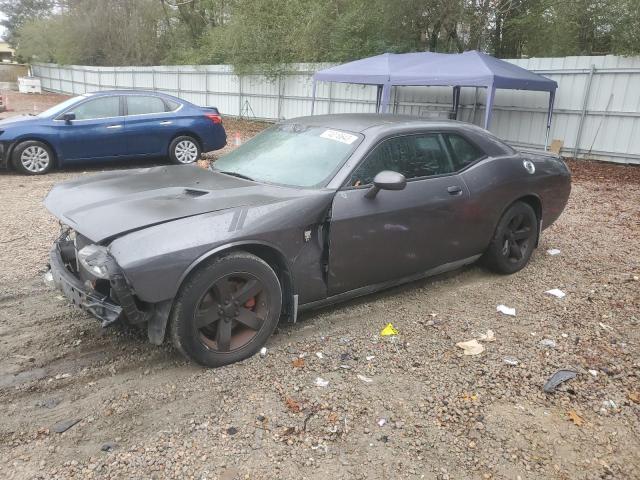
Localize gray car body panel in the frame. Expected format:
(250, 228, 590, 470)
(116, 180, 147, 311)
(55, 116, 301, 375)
(45, 114, 571, 311)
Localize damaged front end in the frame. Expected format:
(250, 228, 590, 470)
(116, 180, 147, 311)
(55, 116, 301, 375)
(46, 227, 171, 343)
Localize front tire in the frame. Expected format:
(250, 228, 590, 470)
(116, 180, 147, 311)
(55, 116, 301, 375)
(484, 201, 538, 274)
(170, 252, 282, 367)
(12, 140, 54, 175)
(169, 136, 201, 165)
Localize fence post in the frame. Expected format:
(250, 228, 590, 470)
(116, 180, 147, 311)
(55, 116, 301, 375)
(152, 66, 156, 91)
(328, 81, 333, 114)
(131, 67, 135, 90)
(98, 68, 102, 90)
(82, 68, 87, 94)
(573, 64, 596, 159)
(177, 69, 181, 97)
(238, 74, 243, 117)
(277, 75, 283, 119)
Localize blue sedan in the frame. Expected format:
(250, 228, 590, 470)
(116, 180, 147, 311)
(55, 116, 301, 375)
(0, 90, 227, 175)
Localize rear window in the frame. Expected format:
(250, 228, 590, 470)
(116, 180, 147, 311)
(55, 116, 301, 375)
(166, 99, 180, 111)
(126, 96, 167, 115)
(444, 134, 483, 170)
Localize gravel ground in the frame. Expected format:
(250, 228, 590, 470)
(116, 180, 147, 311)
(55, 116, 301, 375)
(0, 94, 639, 479)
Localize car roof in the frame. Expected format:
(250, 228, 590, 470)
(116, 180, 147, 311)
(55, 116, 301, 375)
(284, 113, 478, 134)
(82, 90, 181, 101)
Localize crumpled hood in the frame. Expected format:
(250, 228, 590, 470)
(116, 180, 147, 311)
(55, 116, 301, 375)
(45, 165, 301, 242)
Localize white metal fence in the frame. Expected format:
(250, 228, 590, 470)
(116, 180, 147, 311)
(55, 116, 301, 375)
(32, 55, 640, 164)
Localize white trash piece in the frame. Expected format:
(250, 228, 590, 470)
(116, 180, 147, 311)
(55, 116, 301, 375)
(497, 304, 516, 316)
(259, 347, 267, 357)
(357, 374, 373, 383)
(545, 288, 566, 298)
(547, 249, 561, 256)
(314, 377, 329, 387)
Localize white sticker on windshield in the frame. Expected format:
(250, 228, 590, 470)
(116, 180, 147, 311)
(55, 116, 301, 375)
(320, 129, 358, 145)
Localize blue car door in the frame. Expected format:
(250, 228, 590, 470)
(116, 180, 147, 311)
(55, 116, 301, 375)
(123, 95, 175, 156)
(56, 95, 126, 161)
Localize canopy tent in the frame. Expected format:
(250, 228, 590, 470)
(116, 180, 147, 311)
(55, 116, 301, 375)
(311, 51, 558, 148)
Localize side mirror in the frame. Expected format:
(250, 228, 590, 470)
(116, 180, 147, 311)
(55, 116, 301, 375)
(365, 170, 407, 199)
(62, 112, 76, 124)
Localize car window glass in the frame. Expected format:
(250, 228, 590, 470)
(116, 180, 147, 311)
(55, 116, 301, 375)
(445, 134, 483, 170)
(126, 96, 167, 115)
(350, 134, 453, 186)
(165, 99, 180, 111)
(72, 97, 120, 120)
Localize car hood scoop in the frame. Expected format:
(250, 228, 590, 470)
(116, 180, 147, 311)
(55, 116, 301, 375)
(45, 165, 295, 242)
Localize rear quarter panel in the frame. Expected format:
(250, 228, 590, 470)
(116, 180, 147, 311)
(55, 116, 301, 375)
(460, 153, 570, 254)
(175, 106, 226, 152)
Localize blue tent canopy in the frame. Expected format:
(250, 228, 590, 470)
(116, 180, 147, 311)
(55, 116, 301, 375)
(311, 51, 558, 147)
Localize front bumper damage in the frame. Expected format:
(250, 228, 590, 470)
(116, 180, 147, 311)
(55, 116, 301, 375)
(46, 233, 177, 341)
(48, 238, 128, 327)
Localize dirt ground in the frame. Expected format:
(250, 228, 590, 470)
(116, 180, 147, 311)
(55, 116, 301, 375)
(0, 92, 639, 480)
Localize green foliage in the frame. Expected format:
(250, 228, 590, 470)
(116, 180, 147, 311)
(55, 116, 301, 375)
(5, 0, 640, 72)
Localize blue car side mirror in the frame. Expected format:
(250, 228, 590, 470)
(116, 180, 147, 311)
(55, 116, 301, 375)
(62, 112, 76, 124)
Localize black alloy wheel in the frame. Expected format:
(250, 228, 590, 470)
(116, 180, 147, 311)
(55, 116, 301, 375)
(484, 201, 538, 274)
(170, 252, 282, 367)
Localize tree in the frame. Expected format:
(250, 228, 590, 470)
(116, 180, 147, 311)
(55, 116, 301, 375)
(0, 0, 55, 46)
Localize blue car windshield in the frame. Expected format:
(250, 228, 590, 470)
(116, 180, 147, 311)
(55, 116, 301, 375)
(38, 96, 84, 118)
(212, 124, 362, 188)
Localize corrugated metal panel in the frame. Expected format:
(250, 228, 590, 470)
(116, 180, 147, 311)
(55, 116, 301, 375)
(31, 57, 640, 163)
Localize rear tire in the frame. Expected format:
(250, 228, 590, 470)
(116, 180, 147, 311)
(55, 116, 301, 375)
(12, 140, 54, 175)
(484, 201, 538, 274)
(169, 135, 201, 165)
(170, 252, 282, 367)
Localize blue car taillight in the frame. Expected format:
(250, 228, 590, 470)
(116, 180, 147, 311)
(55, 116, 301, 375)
(205, 113, 222, 124)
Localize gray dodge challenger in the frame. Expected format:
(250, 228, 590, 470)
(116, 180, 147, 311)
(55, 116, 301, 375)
(45, 114, 571, 367)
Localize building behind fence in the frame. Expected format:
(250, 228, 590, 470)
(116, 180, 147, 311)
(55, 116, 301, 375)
(32, 55, 640, 164)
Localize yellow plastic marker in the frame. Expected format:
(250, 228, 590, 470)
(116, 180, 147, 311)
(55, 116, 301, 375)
(380, 323, 399, 336)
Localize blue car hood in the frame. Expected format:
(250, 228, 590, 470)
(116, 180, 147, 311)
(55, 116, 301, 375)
(44, 165, 309, 243)
(0, 115, 40, 128)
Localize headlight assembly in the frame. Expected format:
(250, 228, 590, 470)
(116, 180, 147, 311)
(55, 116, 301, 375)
(77, 244, 112, 279)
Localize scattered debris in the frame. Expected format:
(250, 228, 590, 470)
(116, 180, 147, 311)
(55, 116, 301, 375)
(314, 377, 329, 388)
(377, 418, 387, 427)
(601, 400, 617, 411)
(503, 356, 519, 366)
(292, 358, 305, 368)
(567, 410, 584, 426)
(52, 419, 81, 433)
(497, 304, 516, 316)
(226, 426, 238, 435)
(54, 373, 71, 380)
(35, 398, 61, 409)
(478, 330, 495, 342)
(365, 355, 375, 361)
(357, 374, 373, 383)
(380, 323, 399, 336)
(315, 352, 324, 359)
(285, 397, 302, 413)
(456, 339, 485, 356)
(628, 392, 640, 404)
(547, 248, 561, 255)
(543, 369, 577, 393)
(598, 322, 613, 331)
(588, 369, 598, 377)
(259, 347, 267, 358)
(539, 338, 557, 348)
(101, 442, 118, 452)
(545, 288, 566, 298)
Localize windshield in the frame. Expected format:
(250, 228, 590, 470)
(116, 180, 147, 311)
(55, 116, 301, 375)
(212, 124, 362, 187)
(38, 96, 85, 118)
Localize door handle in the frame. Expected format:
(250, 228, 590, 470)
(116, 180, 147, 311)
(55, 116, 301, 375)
(106, 125, 122, 129)
(447, 185, 463, 195)
(159, 121, 173, 125)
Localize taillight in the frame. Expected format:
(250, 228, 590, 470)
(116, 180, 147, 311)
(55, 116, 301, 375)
(205, 113, 222, 124)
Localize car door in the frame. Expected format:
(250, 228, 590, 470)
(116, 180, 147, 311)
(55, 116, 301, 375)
(123, 95, 175, 156)
(56, 95, 125, 160)
(327, 132, 473, 295)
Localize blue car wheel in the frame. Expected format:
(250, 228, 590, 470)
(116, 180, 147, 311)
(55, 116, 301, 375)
(12, 140, 54, 175)
(169, 136, 201, 165)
